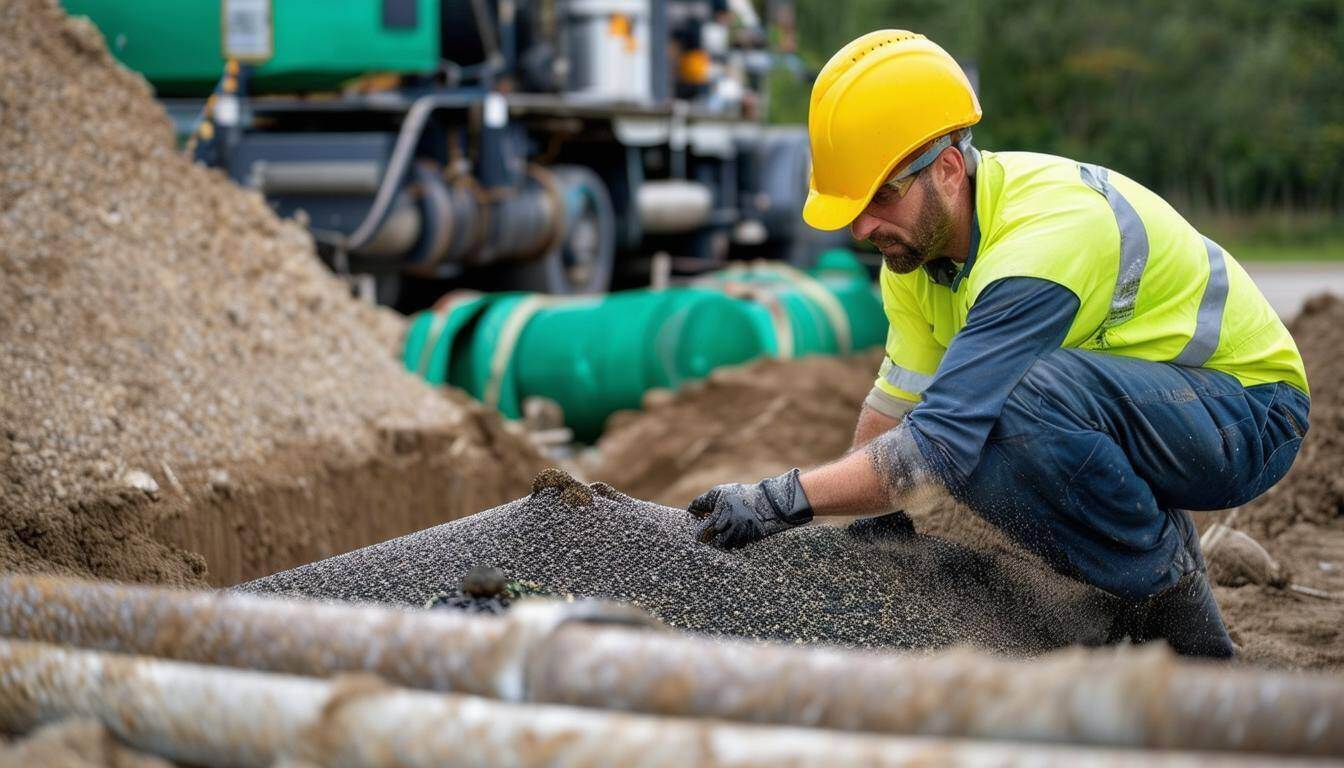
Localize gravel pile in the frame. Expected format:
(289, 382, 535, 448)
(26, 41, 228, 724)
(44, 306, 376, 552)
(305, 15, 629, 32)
(243, 469, 1117, 654)
(0, 0, 543, 585)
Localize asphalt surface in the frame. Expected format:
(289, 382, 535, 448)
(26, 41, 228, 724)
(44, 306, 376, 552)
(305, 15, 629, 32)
(1243, 262, 1344, 319)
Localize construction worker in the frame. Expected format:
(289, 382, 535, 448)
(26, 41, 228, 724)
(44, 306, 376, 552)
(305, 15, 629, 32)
(688, 30, 1310, 658)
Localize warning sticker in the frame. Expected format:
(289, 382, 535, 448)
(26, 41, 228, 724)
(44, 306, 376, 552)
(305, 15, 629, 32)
(223, 0, 273, 62)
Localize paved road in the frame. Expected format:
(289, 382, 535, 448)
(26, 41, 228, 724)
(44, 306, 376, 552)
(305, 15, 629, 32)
(1242, 262, 1344, 320)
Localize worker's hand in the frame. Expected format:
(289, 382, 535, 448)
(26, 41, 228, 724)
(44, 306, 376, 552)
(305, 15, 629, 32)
(689, 468, 813, 549)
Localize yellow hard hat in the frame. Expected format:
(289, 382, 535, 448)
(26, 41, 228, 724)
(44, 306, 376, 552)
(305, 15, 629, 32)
(803, 31, 982, 231)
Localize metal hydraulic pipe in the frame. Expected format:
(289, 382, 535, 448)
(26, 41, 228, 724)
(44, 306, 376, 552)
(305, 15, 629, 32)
(0, 639, 1322, 768)
(2, 575, 1342, 757)
(637, 179, 715, 234)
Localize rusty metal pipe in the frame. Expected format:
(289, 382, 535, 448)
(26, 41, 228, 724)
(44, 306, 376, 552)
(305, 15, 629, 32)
(2, 575, 1343, 757)
(0, 639, 1327, 768)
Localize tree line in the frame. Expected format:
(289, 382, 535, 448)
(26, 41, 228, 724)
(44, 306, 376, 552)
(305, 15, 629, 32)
(771, 0, 1344, 216)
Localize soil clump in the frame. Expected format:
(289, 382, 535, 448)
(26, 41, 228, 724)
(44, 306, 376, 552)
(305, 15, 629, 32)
(243, 470, 1117, 654)
(0, 0, 544, 586)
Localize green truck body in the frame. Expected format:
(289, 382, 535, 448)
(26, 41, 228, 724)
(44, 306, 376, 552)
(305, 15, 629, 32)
(62, 0, 440, 95)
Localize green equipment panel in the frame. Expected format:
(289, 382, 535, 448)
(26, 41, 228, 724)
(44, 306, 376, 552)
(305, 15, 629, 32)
(62, 0, 440, 96)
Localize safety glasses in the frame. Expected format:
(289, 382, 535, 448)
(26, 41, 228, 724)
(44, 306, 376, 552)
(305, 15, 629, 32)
(882, 133, 955, 198)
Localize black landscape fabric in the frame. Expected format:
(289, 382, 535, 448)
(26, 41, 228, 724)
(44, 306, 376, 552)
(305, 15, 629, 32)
(241, 470, 1117, 654)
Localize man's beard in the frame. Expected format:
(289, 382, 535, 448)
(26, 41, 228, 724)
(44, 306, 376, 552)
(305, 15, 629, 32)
(872, 178, 955, 274)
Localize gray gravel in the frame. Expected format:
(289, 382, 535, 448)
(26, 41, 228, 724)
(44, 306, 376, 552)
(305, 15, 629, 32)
(242, 470, 1117, 654)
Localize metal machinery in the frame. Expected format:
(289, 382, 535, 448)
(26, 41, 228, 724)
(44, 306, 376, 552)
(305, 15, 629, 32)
(70, 0, 844, 310)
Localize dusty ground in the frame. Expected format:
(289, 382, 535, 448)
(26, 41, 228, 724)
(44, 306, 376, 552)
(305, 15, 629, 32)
(0, 0, 545, 586)
(589, 298, 1344, 671)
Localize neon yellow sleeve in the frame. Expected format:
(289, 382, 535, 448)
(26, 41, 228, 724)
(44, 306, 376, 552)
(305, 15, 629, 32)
(873, 267, 946, 403)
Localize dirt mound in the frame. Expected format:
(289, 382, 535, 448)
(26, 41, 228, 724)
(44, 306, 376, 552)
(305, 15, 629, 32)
(1241, 294, 1344, 539)
(1213, 293, 1344, 671)
(242, 470, 1116, 654)
(587, 351, 883, 507)
(0, 0, 545, 586)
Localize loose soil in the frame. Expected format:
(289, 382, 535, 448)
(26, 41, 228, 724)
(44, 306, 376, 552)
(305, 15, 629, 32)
(0, 0, 545, 586)
(1216, 293, 1344, 670)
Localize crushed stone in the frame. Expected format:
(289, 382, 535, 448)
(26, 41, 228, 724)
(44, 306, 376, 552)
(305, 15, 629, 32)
(242, 469, 1117, 654)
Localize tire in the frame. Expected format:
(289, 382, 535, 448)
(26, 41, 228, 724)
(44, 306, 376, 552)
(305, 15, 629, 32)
(505, 165, 616, 294)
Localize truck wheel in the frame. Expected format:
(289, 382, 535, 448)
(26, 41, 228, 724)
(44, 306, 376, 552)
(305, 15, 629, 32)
(508, 165, 616, 294)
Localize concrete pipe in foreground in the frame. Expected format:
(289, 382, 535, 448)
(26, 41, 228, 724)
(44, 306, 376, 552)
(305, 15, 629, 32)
(0, 574, 1341, 757)
(0, 638, 1330, 768)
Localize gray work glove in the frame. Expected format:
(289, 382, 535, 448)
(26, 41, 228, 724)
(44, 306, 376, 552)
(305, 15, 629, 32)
(689, 468, 813, 549)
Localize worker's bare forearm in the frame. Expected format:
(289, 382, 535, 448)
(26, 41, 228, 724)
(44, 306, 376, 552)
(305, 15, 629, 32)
(803, 404, 905, 516)
(808, 407, 945, 518)
(798, 448, 890, 517)
(851, 403, 901, 449)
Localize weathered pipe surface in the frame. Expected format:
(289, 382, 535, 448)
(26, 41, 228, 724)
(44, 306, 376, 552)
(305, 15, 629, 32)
(2, 574, 1343, 758)
(0, 639, 1332, 768)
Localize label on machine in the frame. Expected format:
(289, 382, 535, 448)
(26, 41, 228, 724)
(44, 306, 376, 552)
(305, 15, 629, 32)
(222, 0, 274, 63)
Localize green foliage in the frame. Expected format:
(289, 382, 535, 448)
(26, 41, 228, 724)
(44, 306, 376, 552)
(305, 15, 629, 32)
(774, 0, 1344, 216)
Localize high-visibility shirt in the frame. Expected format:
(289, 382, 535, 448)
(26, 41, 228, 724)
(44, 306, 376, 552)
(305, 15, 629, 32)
(871, 150, 1309, 415)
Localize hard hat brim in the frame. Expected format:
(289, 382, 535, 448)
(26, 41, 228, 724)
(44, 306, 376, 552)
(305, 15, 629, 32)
(802, 188, 865, 232)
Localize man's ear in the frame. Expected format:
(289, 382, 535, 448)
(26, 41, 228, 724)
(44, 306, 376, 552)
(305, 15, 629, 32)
(935, 147, 965, 194)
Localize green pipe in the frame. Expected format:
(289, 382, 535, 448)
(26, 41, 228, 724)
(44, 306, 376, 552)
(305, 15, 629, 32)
(701, 249, 884, 356)
(443, 290, 771, 441)
(401, 295, 491, 386)
(401, 250, 884, 442)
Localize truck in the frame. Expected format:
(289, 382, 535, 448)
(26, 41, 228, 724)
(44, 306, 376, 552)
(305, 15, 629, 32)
(68, 0, 844, 311)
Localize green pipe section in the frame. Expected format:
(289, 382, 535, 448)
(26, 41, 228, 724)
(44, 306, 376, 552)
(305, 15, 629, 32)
(701, 249, 885, 355)
(518, 290, 771, 441)
(402, 295, 491, 386)
(401, 250, 884, 442)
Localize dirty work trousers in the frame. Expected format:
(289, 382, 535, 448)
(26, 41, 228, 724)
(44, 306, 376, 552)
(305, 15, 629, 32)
(959, 348, 1309, 602)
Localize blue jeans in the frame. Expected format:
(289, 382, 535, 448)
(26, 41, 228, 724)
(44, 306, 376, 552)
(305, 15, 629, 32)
(959, 349, 1309, 601)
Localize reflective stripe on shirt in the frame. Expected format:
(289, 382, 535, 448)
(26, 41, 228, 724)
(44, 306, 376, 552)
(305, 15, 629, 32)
(881, 357, 935, 395)
(1079, 163, 1149, 331)
(1173, 236, 1229, 367)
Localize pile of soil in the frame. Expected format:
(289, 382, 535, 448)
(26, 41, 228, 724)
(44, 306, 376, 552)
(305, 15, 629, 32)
(587, 351, 883, 507)
(0, 0, 545, 586)
(1241, 294, 1344, 538)
(1215, 293, 1344, 670)
(243, 469, 1116, 654)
